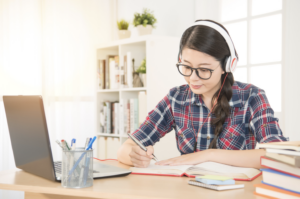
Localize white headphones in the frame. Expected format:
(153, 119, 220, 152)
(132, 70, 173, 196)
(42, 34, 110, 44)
(179, 20, 238, 73)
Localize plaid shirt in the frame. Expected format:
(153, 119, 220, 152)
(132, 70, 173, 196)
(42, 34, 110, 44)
(131, 81, 288, 155)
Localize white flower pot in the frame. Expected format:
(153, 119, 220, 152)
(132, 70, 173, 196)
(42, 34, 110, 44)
(136, 25, 153, 36)
(140, 73, 147, 87)
(118, 30, 131, 39)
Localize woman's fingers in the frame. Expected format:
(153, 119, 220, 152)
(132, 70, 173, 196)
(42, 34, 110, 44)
(131, 157, 151, 168)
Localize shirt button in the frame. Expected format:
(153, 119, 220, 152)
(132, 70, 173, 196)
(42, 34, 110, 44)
(180, 134, 184, 138)
(207, 136, 210, 140)
(145, 121, 148, 125)
(263, 124, 267, 127)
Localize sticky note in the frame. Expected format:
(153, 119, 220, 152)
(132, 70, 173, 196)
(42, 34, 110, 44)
(196, 178, 235, 185)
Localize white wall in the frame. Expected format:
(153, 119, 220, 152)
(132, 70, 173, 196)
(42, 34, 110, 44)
(282, 0, 300, 141)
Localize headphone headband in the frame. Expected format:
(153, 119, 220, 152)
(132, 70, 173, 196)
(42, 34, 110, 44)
(180, 21, 238, 73)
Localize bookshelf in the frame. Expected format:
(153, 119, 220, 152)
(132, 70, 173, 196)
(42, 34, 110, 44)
(96, 35, 185, 160)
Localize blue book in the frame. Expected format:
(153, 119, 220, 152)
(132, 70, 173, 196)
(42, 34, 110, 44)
(261, 168, 300, 194)
(195, 178, 235, 185)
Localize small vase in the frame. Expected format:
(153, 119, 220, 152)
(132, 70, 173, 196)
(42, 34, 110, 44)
(118, 30, 131, 39)
(136, 25, 153, 36)
(140, 73, 147, 87)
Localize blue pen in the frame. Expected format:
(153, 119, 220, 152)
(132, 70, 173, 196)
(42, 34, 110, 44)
(89, 138, 92, 149)
(71, 139, 76, 150)
(86, 136, 96, 150)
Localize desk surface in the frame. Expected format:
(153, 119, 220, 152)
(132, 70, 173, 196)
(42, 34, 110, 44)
(0, 160, 268, 199)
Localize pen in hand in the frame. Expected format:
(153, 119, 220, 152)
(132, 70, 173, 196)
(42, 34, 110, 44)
(128, 133, 159, 162)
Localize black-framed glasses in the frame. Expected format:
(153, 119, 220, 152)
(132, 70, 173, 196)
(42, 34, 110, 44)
(176, 63, 216, 80)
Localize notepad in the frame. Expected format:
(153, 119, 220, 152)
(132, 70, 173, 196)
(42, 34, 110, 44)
(130, 161, 261, 181)
(188, 180, 244, 191)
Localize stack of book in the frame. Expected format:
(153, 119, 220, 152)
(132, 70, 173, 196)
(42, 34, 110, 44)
(255, 141, 300, 198)
(99, 92, 147, 135)
(97, 52, 138, 90)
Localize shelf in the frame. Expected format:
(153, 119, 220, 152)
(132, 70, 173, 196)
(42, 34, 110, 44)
(121, 87, 147, 92)
(97, 89, 119, 93)
(97, 133, 129, 138)
(97, 87, 147, 93)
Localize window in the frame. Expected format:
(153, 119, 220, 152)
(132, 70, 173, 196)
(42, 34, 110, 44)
(220, 0, 283, 117)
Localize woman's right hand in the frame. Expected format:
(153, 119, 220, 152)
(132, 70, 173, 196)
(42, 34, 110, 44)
(129, 145, 154, 168)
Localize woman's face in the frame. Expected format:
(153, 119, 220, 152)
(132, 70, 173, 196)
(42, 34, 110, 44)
(181, 48, 225, 98)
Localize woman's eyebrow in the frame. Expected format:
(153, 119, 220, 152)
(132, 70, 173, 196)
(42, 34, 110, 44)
(183, 59, 211, 66)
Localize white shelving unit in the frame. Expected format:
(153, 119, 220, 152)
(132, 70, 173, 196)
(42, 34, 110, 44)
(96, 35, 185, 160)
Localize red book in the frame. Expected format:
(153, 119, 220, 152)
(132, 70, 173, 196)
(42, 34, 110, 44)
(130, 161, 261, 181)
(261, 156, 300, 178)
(254, 183, 300, 199)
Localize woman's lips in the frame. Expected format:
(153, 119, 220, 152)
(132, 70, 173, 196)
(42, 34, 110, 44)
(191, 84, 202, 89)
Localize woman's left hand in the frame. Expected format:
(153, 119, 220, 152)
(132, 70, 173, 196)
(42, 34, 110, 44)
(155, 150, 211, 166)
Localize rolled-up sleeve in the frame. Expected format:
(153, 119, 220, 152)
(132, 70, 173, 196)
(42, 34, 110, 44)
(249, 90, 288, 143)
(131, 91, 175, 147)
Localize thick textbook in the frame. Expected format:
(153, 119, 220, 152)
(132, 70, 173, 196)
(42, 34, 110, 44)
(130, 161, 261, 181)
(261, 156, 300, 178)
(265, 152, 300, 167)
(254, 184, 300, 199)
(261, 168, 300, 194)
(257, 141, 300, 151)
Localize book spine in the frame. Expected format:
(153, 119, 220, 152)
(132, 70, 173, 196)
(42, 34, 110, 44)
(114, 55, 120, 89)
(126, 100, 130, 134)
(110, 59, 115, 89)
(97, 60, 101, 89)
(134, 99, 139, 130)
(127, 52, 132, 88)
(112, 102, 115, 134)
(106, 102, 111, 134)
(119, 100, 124, 135)
(115, 102, 119, 134)
(102, 60, 106, 89)
(130, 99, 134, 134)
(99, 102, 105, 133)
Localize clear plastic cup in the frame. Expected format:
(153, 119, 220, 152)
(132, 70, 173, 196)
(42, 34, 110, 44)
(61, 148, 93, 188)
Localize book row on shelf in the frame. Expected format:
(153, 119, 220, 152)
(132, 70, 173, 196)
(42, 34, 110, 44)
(99, 91, 147, 135)
(97, 52, 145, 90)
(255, 141, 300, 198)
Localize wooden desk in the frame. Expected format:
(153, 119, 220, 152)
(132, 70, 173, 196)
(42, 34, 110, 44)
(0, 160, 268, 199)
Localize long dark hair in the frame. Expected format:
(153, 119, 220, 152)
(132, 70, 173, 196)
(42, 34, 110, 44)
(179, 19, 238, 149)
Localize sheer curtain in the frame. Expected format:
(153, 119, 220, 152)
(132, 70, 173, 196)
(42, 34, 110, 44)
(0, 0, 113, 198)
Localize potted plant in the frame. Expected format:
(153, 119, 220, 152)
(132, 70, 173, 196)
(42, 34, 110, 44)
(136, 58, 147, 87)
(117, 19, 130, 39)
(133, 8, 157, 36)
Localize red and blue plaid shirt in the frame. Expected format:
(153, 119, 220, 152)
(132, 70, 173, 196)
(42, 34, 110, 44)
(131, 81, 288, 155)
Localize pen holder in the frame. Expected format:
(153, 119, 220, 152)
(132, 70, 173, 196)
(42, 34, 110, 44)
(61, 148, 93, 188)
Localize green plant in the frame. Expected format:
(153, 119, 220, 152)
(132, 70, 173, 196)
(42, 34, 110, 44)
(133, 8, 157, 28)
(136, 58, 146, 73)
(117, 19, 129, 30)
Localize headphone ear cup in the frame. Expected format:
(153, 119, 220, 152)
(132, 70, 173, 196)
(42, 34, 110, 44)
(223, 56, 231, 73)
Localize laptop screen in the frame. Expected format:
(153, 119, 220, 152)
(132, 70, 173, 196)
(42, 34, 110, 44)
(3, 95, 56, 181)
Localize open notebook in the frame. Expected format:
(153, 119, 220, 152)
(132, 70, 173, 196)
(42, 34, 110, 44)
(130, 161, 261, 181)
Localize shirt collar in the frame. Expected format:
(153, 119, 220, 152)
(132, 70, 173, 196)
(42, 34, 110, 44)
(183, 82, 243, 108)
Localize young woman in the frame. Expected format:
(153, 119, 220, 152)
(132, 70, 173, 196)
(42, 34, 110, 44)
(117, 19, 288, 169)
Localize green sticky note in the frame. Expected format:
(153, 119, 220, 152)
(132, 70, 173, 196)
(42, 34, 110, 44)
(196, 175, 233, 181)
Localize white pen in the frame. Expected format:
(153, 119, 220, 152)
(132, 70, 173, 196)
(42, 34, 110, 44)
(55, 140, 63, 149)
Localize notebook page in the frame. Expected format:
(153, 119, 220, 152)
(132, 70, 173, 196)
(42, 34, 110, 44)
(188, 162, 260, 178)
(130, 160, 193, 173)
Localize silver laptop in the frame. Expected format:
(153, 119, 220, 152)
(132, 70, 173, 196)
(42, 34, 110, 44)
(3, 95, 131, 182)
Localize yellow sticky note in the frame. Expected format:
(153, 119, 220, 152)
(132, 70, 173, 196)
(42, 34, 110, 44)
(196, 175, 233, 181)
